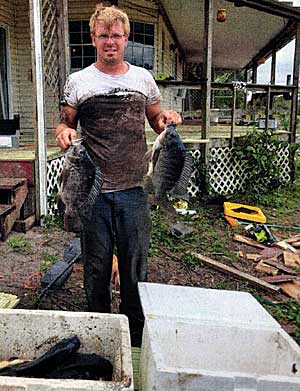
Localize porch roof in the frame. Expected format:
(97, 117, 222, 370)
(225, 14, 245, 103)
(156, 0, 300, 69)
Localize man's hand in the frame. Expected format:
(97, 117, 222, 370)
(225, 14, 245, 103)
(55, 105, 78, 150)
(55, 127, 77, 150)
(146, 103, 182, 134)
(156, 109, 182, 132)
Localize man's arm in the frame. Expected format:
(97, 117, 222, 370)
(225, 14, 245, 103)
(55, 105, 78, 150)
(146, 103, 182, 134)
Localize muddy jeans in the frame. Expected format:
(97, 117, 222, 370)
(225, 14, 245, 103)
(81, 186, 151, 346)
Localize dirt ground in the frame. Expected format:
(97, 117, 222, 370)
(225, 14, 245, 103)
(0, 202, 299, 337)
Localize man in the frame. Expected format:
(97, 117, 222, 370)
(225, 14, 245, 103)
(55, 4, 181, 347)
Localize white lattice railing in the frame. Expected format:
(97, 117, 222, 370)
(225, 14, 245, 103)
(47, 155, 65, 215)
(46, 143, 291, 214)
(208, 144, 291, 195)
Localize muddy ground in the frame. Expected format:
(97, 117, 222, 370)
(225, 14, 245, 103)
(0, 200, 299, 339)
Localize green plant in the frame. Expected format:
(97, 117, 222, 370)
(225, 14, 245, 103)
(42, 214, 64, 230)
(7, 236, 32, 254)
(234, 129, 282, 200)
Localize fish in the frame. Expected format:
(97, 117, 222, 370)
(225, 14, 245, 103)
(46, 352, 113, 381)
(143, 124, 193, 209)
(0, 336, 81, 378)
(58, 139, 103, 233)
(0, 337, 113, 381)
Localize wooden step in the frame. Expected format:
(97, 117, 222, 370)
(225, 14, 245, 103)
(0, 179, 28, 240)
(0, 204, 16, 218)
(0, 178, 27, 190)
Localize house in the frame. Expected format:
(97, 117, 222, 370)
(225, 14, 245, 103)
(0, 0, 300, 220)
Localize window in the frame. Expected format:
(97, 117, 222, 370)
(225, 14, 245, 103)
(125, 22, 154, 70)
(69, 20, 155, 72)
(69, 21, 96, 72)
(0, 26, 10, 119)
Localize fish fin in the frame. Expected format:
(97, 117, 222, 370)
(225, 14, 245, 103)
(80, 167, 103, 218)
(170, 153, 194, 197)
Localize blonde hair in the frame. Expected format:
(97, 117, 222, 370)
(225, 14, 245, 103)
(89, 3, 130, 35)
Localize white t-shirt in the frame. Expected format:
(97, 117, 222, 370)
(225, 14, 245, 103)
(62, 63, 161, 192)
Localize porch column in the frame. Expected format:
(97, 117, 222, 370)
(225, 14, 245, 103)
(56, 0, 70, 96)
(202, 0, 213, 167)
(29, 0, 47, 221)
(290, 23, 300, 144)
(270, 49, 276, 110)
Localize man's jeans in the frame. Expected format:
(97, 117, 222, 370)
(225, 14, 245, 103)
(81, 187, 151, 345)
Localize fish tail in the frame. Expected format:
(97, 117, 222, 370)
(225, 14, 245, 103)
(171, 152, 194, 197)
(80, 167, 103, 218)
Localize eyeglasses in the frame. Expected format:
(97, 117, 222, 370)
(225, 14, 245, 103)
(94, 33, 125, 42)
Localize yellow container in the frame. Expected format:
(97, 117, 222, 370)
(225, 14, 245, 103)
(224, 202, 266, 223)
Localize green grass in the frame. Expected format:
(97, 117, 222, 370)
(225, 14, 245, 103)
(7, 235, 32, 254)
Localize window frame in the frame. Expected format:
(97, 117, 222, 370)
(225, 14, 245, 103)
(0, 23, 13, 119)
(125, 21, 155, 71)
(69, 20, 96, 73)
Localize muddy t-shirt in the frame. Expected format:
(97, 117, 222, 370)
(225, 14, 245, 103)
(63, 63, 161, 192)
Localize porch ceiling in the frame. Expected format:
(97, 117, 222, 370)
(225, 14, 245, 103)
(158, 0, 297, 69)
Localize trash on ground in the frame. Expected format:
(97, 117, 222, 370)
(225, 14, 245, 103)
(191, 252, 280, 293)
(169, 222, 194, 239)
(0, 292, 19, 309)
(255, 261, 278, 276)
(175, 208, 197, 215)
(224, 202, 267, 223)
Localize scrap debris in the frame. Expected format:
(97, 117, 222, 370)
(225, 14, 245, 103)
(191, 252, 280, 293)
(222, 201, 300, 299)
(0, 292, 19, 309)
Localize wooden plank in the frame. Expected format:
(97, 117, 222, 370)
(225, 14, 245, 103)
(263, 275, 300, 284)
(279, 282, 300, 299)
(233, 234, 266, 249)
(191, 252, 280, 293)
(262, 259, 298, 275)
(255, 261, 278, 276)
(283, 233, 300, 244)
(13, 214, 36, 233)
(283, 251, 300, 267)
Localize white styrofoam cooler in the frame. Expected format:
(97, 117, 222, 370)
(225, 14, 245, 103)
(138, 282, 279, 329)
(138, 283, 300, 391)
(140, 318, 300, 391)
(0, 309, 133, 391)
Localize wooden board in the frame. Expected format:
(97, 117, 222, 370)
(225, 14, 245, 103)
(263, 275, 300, 284)
(283, 233, 300, 244)
(191, 252, 280, 293)
(233, 234, 266, 249)
(279, 282, 300, 299)
(262, 259, 298, 275)
(255, 261, 278, 276)
(283, 251, 300, 267)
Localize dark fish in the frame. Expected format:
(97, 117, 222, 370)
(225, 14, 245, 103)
(58, 139, 103, 233)
(0, 336, 80, 378)
(144, 124, 193, 208)
(46, 352, 113, 381)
